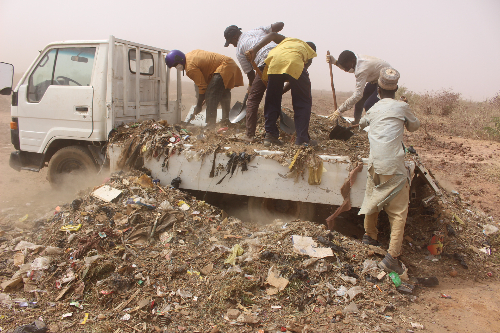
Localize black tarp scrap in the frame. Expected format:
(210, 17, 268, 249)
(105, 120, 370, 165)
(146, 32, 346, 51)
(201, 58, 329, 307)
(216, 152, 253, 185)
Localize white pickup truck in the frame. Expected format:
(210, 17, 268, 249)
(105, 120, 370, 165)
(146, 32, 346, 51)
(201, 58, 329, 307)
(1, 36, 419, 221)
(2, 36, 182, 182)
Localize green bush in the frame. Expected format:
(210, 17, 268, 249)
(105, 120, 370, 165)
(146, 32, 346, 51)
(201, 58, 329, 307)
(484, 117, 500, 141)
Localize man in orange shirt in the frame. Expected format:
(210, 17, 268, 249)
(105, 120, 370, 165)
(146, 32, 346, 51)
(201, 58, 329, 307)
(165, 49, 244, 126)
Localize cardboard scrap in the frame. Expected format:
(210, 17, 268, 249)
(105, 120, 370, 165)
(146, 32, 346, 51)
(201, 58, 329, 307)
(13, 252, 25, 267)
(292, 235, 333, 258)
(92, 185, 123, 202)
(200, 263, 214, 275)
(55, 285, 72, 301)
(114, 289, 140, 312)
(1, 276, 23, 291)
(266, 266, 288, 295)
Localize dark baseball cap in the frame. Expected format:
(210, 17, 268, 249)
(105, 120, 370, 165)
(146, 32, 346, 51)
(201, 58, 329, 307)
(224, 25, 241, 47)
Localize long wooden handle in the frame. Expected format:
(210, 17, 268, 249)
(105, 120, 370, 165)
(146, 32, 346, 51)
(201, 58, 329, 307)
(250, 59, 267, 87)
(327, 50, 338, 110)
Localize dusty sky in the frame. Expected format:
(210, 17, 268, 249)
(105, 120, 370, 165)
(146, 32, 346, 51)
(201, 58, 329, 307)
(1, 0, 499, 100)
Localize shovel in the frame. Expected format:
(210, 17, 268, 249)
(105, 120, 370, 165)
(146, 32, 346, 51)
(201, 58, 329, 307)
(326, 50, 354, 141)
(329, 119, 355, 140)
(279, 107, 296, 135)
(249, 59, 295, 134)
(229, 92, 248, 123)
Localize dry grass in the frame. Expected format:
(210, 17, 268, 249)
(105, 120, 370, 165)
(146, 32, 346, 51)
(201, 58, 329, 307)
(397, 88, 500, 141)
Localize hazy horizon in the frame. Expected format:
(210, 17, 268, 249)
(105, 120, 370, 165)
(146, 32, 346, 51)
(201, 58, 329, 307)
(1, 0, 499, 101)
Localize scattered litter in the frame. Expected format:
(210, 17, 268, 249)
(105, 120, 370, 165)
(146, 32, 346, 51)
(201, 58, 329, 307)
(121, 313, 131, 321)
(266, 266, 289, 295)
(13, 252, 25, 267)
(410, 322, 424, 330)
(292, 235, 333, 258)
(483, 224, 499, 236)
(224, 244, 244, 266)
(178, 200, 190, 211)
(80, 313, 89, 325)
(427, 234, 444, 255)
(60, 224, 82, 232)
(0, 158, 493, 331)
(14, 241, 43, 251)
(347, 286, 363, 300)
(92, 185, 123, 202)
(10, 320, 47, 333)
(388, 272, 401, 287)
(343, 301, 359, 314)
(336, 285, 347, 297)
(340, 274, 357, 285)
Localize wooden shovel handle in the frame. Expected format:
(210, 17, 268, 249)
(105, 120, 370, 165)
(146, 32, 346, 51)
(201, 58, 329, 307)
(327, 50, 338, 110)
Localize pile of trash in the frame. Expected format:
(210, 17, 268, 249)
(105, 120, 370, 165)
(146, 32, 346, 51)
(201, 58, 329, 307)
(108, 110, 371, 173)
(1, 168, 498, 332)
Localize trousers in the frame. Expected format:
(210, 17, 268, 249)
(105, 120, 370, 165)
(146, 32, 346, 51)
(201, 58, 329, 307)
(205, 74, 231, 126)
(354, 82, 379, 121)
(364, 173, 409, 257)
(264, 70, 312, 144)
(245, 66, 267, 138)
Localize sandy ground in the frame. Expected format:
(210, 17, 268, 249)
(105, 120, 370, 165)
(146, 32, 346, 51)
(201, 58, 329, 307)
(1, 86, 499, 331)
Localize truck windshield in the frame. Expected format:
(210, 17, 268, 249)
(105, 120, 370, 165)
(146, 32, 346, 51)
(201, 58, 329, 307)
(27, 47, 96, 103)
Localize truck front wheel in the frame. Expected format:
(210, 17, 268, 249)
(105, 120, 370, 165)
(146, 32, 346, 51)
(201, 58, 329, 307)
(47, 146, 97, 186)
(247, 197, 315, 223)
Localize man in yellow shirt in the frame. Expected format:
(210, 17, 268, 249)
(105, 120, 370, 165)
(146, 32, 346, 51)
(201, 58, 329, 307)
(246, 35, 317, 147)
(165, 49, 244, 126)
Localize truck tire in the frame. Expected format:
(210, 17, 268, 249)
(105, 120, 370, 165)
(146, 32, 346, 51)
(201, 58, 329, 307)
(47, 146, 97, 186)
(247, 197, 315, 223)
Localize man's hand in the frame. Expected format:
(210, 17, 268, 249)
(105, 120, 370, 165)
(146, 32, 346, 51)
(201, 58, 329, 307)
(245, 49, 256, 62)
(400, 96, 408, 103)
(328, 110, 341, 121)
(326, 54, 337, 65)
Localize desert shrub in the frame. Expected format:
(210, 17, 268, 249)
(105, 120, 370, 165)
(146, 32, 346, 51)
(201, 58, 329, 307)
(397, 87, 460, 116)
(489, 91, 500, 108)
(484, 117, 500, 141)
(396, 87, 499, 140)
(482, 92, 500, 141)
(418, 89, 461, 116)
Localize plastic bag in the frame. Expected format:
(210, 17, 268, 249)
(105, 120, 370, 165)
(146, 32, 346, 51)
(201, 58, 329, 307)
(361, 259, 378, 274)
(224, 244, 244, 266)
(30, 257, 51, 271)
(347, 286, 363, 300)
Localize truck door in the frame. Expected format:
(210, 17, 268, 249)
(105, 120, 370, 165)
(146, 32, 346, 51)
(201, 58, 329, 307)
(17, 46, 96, 153)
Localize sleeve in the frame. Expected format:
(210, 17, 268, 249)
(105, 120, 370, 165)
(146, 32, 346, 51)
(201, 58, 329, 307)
(236, 52, 253, 74)
(359, 116, 370, 129)
(403, 104, 420, 132)
(262, 25, 272, 33)
(186, 68, 208, 94)
(338, 73, 367, 113)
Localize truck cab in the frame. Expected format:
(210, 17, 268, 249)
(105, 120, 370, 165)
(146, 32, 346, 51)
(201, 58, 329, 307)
(2, 36, 182, 183)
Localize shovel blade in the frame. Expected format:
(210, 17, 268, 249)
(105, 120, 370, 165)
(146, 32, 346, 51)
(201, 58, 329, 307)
(329, 125, 354, 141)
(279, 110, 295, 134)
(229, 101, 247, 123)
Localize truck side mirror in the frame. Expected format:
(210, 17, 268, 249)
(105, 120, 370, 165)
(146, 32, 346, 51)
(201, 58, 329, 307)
(0, 62, 14, 95)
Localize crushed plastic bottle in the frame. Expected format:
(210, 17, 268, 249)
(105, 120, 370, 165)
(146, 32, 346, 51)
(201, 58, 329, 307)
(388, 272, 402, 287)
